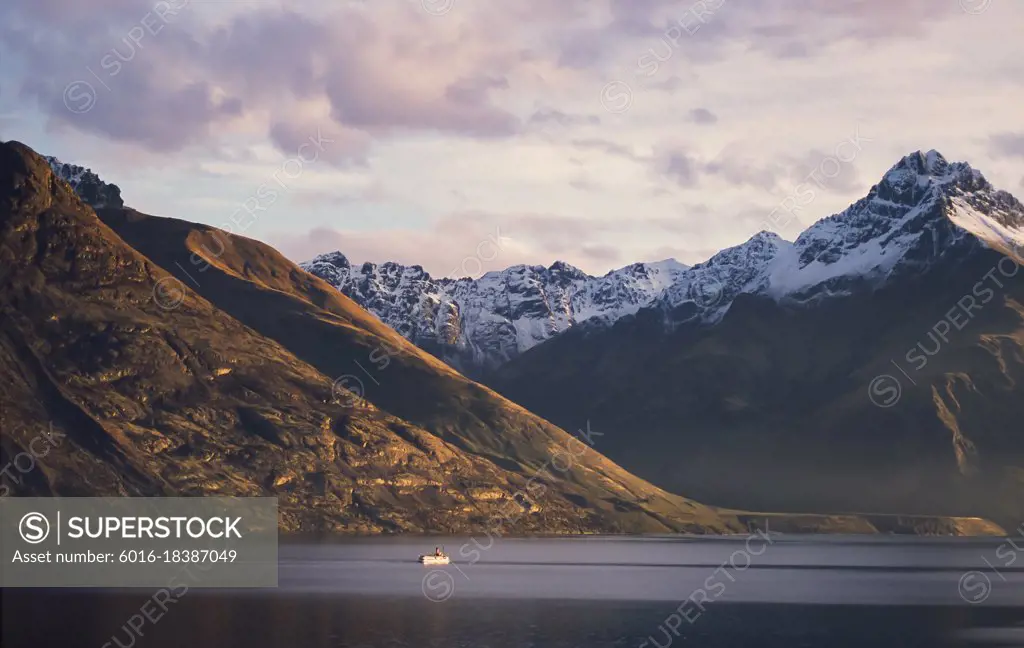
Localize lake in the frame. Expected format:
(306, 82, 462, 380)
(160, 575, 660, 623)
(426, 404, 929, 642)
(5, 535, 1024, 647)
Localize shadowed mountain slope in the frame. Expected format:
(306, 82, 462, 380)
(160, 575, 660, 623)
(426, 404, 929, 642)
(490, 154, 1024, 528)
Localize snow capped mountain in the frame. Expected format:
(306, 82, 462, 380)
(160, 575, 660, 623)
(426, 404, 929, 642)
(305, 150, 1024, 370)
(656, 230, 786, 323)
(655, 150, 1024, 324)
(301, 253, 688, 374)
(45, 156, 123, 209)
(775, 149, 1009, 297)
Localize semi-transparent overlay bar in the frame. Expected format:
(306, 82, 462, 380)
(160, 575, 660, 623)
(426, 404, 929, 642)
(0, 497, 278, 587)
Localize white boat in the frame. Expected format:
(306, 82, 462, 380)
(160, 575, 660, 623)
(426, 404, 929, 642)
(419, 554, 450, 565)
(419, 549, 450, 565)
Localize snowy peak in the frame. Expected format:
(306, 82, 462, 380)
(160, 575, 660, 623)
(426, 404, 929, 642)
(615, 258, 689, 284)
(872, 149, 986, 209)
(782, 151, 1023, 302)
(301, 254, 690, 374)
(308, 250, 351, 269)
(546, 260, 588, 280)
(653, 151, 1021, 322)
(44, 156, 124, 209)
(887, 149, 950, 181)
(603, 259, 690, 305)
(572, 258, 690, 324)
(778, 150, 999, 294)
(922, 149, 947, 171)
(881, 149, 981, 188)
(304, 251, 354, 290)
(728, 230, 786, 259)
(659, 230, 788, 321)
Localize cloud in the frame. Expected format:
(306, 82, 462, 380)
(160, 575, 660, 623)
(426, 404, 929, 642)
(786, 148, 863, 194)
(547, 0, 960, 76)
(662, 150, 701, 188)
(648, 207, 708, 235)
(4, 0, 1019, 282)
(703, 156, 782, 191)
(55, 79, 244, 152)
(651, 146, 787, 191)
(356, 73, 515, 136)
(0, 0, 981, 166)
(3, 1, 523, 159)
(268, 121, 372, 168)
(725, 0, 957, 44)
(3, 0, 141, 22)
(528, 109, 601, 128)
(990, 133, 1024, 158)
(579, 244, 622, 265)
(688, 108, 718, 124)
(570, 138, 645, 162)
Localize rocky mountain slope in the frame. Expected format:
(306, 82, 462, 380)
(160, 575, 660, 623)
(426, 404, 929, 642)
(490, 151, 1024, 528)
(302, 253, 687, 375)
(0, 139, 747, 534)
(45, 155, 124, 209)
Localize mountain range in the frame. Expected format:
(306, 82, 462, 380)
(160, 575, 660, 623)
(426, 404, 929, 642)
(305, 151, 1024, 375)
(302, 253, 689, 376)
(1, 138, 1013, 535)
(307, 150, 1024, 528)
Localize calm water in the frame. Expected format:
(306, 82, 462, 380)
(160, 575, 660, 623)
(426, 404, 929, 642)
(5, 535, 1024, 647)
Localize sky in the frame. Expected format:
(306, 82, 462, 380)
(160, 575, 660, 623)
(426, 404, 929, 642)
(1, 0, 1022, 278)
